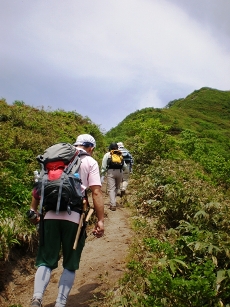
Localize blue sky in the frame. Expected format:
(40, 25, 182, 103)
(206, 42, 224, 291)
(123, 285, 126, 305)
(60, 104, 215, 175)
(1, 0, 230, 132)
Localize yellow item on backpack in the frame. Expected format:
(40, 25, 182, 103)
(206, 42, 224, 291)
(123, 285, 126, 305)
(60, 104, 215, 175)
(107, 150, 124, 169)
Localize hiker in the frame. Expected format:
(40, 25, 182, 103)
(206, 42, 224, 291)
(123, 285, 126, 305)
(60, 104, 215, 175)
(100, 142, 127, 211)
(117, 142, 134, 197)
(29, 134, 104, 307)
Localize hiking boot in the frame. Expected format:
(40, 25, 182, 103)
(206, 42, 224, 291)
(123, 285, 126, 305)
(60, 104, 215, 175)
(116, 189, 121, 196)
(30, 297, 42, 307)
(110, 206, 116, 211)
(120, 190, 126, 198)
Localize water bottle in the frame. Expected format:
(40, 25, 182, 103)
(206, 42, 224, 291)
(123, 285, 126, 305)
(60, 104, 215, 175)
(74, 173, 80, 179)
(73, 173, 82, 195)
(34, 170, 40, 182)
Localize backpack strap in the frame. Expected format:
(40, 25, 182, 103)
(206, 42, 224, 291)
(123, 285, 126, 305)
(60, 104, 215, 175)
(56, 171, 66, 214)
(65, 153, 81, 175)
(71, 151, 89, 174)
(56, 151, 89, 214)
(39, 171, 48, 214)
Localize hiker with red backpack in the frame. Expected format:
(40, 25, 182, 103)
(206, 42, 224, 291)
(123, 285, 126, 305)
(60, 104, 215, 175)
(29, 134, 104, 307)
(100, 142, 127, 211)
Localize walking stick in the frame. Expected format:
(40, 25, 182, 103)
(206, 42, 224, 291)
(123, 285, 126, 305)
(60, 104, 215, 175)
(73, 202, 94, 250)
(73, 200, 87, 250)
(80, 208, 94, 238)
(85, 208, 94, 223)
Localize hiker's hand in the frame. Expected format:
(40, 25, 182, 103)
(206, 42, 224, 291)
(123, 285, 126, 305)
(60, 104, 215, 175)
(30, 214, 40, 225)
(92, 220, 104, 238)
(31, 217, 40, 225)
(27, 207, 40, 225)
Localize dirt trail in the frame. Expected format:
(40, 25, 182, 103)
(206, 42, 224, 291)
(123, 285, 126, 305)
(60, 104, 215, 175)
(0, 181, 133, 307)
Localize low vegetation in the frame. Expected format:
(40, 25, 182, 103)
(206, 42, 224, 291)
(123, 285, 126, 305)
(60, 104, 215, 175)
(113, 159, 230, 306)
(104, 87, 230, 306)
(1, 87, 230, 306)
(0, 99, 106, 261)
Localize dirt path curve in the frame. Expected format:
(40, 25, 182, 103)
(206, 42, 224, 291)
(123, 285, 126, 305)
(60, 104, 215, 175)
(0, 181, 133, 307)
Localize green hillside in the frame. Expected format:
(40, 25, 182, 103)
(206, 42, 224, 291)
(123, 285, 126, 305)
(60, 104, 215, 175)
(104, 87, 230, 306)
(106, 87, 230, 185)
(1, 87, 230, 306)
(107, 87, 230, 144)
(164, 87, 230, 145)
(0, 99, 106, 263)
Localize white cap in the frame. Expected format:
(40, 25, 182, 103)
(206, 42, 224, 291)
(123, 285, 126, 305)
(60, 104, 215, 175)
(73, 134, 96, 147)
(117, 142, 124, 148)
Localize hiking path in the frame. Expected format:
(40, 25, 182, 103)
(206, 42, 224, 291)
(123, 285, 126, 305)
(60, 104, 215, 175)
(0, 181, 133, 307)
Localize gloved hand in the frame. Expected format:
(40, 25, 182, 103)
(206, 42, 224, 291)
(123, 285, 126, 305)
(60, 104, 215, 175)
(100, 176, 105, 184)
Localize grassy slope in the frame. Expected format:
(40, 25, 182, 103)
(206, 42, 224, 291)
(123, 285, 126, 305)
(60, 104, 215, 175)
(2, 87, 230, 304)
(0, 99, 106, 260)
(103, 87, 230, 306)
(106, 87, 230, 152)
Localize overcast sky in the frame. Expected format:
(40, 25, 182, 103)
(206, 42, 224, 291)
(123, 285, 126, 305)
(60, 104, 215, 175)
(1, 0, 230, 132)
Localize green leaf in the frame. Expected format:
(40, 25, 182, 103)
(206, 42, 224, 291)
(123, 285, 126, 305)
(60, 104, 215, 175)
(216, 270, 226, 284)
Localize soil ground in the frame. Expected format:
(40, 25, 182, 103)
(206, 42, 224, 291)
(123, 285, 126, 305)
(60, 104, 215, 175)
(0, 181, 133, 307)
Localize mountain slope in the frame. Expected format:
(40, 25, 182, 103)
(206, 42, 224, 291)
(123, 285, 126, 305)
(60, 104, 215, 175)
(108, 87, 230, 133)
(106, 87, 230, 154)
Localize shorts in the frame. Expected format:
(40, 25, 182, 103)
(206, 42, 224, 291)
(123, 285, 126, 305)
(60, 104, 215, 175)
(36, 219, 85, 271)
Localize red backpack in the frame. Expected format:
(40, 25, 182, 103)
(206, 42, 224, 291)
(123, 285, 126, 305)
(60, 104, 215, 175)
(35, 143, 87, 215)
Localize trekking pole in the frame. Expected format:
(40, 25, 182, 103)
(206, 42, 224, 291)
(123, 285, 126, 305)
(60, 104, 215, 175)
(73, 202, 94, 250)
(79, 207, 94, 239)
(85, 208, 94, 223)
(73, 200, 87, 250)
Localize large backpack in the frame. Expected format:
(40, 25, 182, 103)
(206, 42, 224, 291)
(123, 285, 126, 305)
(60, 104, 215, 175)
(107, 149, 124, 169)
(35, 143, 87, 215)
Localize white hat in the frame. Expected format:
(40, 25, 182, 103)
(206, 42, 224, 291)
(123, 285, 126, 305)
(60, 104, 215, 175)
(73, 134, 96, 147)
(117, 142, 124, 148)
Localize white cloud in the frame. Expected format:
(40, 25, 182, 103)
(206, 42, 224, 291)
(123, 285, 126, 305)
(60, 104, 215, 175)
(0, 0, 230, 130)
(138, 88, 164, 109)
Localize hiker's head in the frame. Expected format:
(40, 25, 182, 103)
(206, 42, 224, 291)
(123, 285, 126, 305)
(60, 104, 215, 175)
(117, 142, 124, 148)
(109, 142, 118, 151)
(73, 134, 96, 155)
